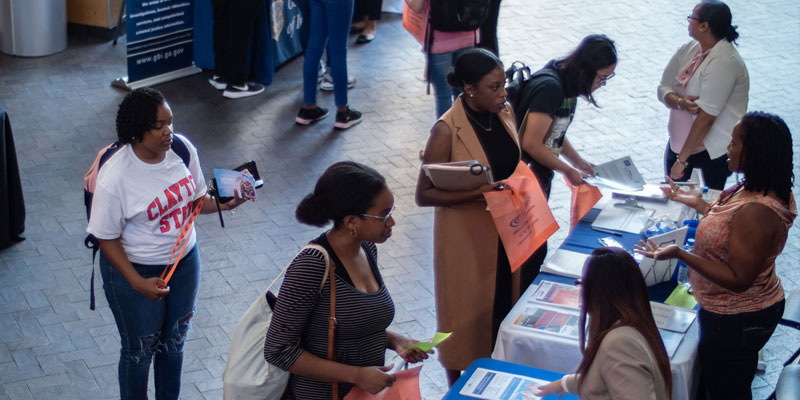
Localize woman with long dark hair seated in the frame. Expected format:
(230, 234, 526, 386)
(537, 247, 672, 399)
(637, 111, 796, 399)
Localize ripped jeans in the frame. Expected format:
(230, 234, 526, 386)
(100, 245, 200, 400)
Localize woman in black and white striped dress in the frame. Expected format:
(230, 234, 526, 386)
(264, 161, 429, 399)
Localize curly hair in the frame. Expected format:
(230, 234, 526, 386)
(738, 111, 794, 205)
(115, 87, 166, 144)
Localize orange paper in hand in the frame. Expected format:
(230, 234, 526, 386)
(564, 177, 602, 230)
(344, 366, 423, 400)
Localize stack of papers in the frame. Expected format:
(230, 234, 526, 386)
(584, 156, 646, 191)
(459, 368, 548, 399)
(513, 304, 580, 340)
(541, 249, 589, 279)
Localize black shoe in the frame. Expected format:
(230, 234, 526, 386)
(296, 106, 329, 125)
(334, 107, 362, 130)
(350, 25, 365, 35)
(209, 74, 227, 90)
(356, 33, 375, 44)
(223, 83, 265, 99)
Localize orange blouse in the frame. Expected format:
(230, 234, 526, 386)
(689, 184, 797, 314)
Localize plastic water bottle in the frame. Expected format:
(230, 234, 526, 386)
(676, 239, 694, 287)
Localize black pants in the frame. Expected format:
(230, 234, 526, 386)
(697, 300, 785, 400)
(664, 144, 732, 190)
(210, 0, 262, 86)
(353, 0, 382, 21)
(477, 0, 501, 55)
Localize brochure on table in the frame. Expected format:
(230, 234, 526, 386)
(541, 249, 589, 279)
(530, 281, 581, 309)
(422, 160, 493, 191)
(584, 156, 646, 191)
(459, 367, 548, 399)
(514, 304, 581, 340)
(650, 302, 696, 333)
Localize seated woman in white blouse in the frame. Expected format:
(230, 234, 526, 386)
(537, 247, 672, 400)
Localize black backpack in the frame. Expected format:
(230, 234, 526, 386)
(429, 0, 491, 32)
(505, 62, 560, 128)
(82, 136, 190, 309)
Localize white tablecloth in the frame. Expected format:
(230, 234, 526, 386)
(492, 283, 700, 400)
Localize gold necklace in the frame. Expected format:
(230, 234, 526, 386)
(465, 109, 492, 132)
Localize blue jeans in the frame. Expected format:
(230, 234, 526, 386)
(304, 0, 353, 108)
(100, 245, 201, 400)
(429, 47, 470, 118)
(697, 299, 784, 400)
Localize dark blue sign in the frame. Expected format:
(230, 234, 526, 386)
(126, 0, 195, 83)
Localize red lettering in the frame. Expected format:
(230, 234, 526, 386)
(147, 201, 158, 220)
(170, 208, 182, 228)
(169, 184, 183, 202)
(155, 197, 168, 216)
(164, 189, 178, 209)
(159, 216, 170, 233)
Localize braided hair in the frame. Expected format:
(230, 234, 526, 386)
(115, 88, 166, 144)
(738, 111, 794, 205)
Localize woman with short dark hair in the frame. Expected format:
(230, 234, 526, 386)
(88, 88, 246, 399)
(658, 0, 748, 190)
(265, 161, 428, 399)
(637, 111, 796, 399)
(537, 247, 672, 399)
(415, 48, 521, 386)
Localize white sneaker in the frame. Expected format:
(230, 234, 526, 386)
(209, 74, 227, 90)
(223, 83, 265, 99)
(320, 72, 356, 91)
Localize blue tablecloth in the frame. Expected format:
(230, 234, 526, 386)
(549, 207, 680, 303)
(444, 358, 578, 399)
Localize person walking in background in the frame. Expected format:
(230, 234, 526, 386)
(295, 0, 362, 130)
(657, 0, 748, 190)
(208, 0, 266, 99)
(477, 0, 501, 55)
(537, 248, 672, 399)
(415, 49, 520, 386)
(88, 88, 247, 399)
(352, 0, 382, 44)
(265, 161, 428, 399)
(637, 111, 796, 399)
(405, 0, 477, 118)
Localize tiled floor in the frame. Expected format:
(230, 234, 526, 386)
(1, 0, 798, 398)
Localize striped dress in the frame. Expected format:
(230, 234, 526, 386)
(264, 234, 395, 399)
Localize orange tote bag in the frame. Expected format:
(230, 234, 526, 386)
(343, 366, 423, 400)
(402, 2, 426, 45)
(564, 177, 603, 231)
(484, 161, 559, 273)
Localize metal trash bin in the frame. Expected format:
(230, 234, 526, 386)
(0, 0, 67, 57)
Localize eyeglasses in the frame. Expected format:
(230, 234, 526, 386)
(360, 205, 396, 224)
(596, 71, 615, 83)
(573, 279, 582, 286)
(686, 15, 704, 22)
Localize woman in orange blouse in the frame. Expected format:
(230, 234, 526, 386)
(636, 111, 796, 399)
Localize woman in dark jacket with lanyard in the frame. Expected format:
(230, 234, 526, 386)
(415, 48, 521, 386)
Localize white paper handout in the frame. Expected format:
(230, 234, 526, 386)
(584, 156, 646, 191)
(541, 248, 590, 279)
(651, 301, 697, 333)
(591, 200, 655, 234)
(422, 160, 494, 191)
(459, 367, 548, 399)
(638, 227, 688, 286)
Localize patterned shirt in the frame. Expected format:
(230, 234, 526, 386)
(689, 184, 797, 314)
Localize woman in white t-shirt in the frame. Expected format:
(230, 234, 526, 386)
(87, 88, 245, 399)
(657, 0, 748, 190)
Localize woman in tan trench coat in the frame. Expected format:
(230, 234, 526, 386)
(415, 48, 521, 386)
